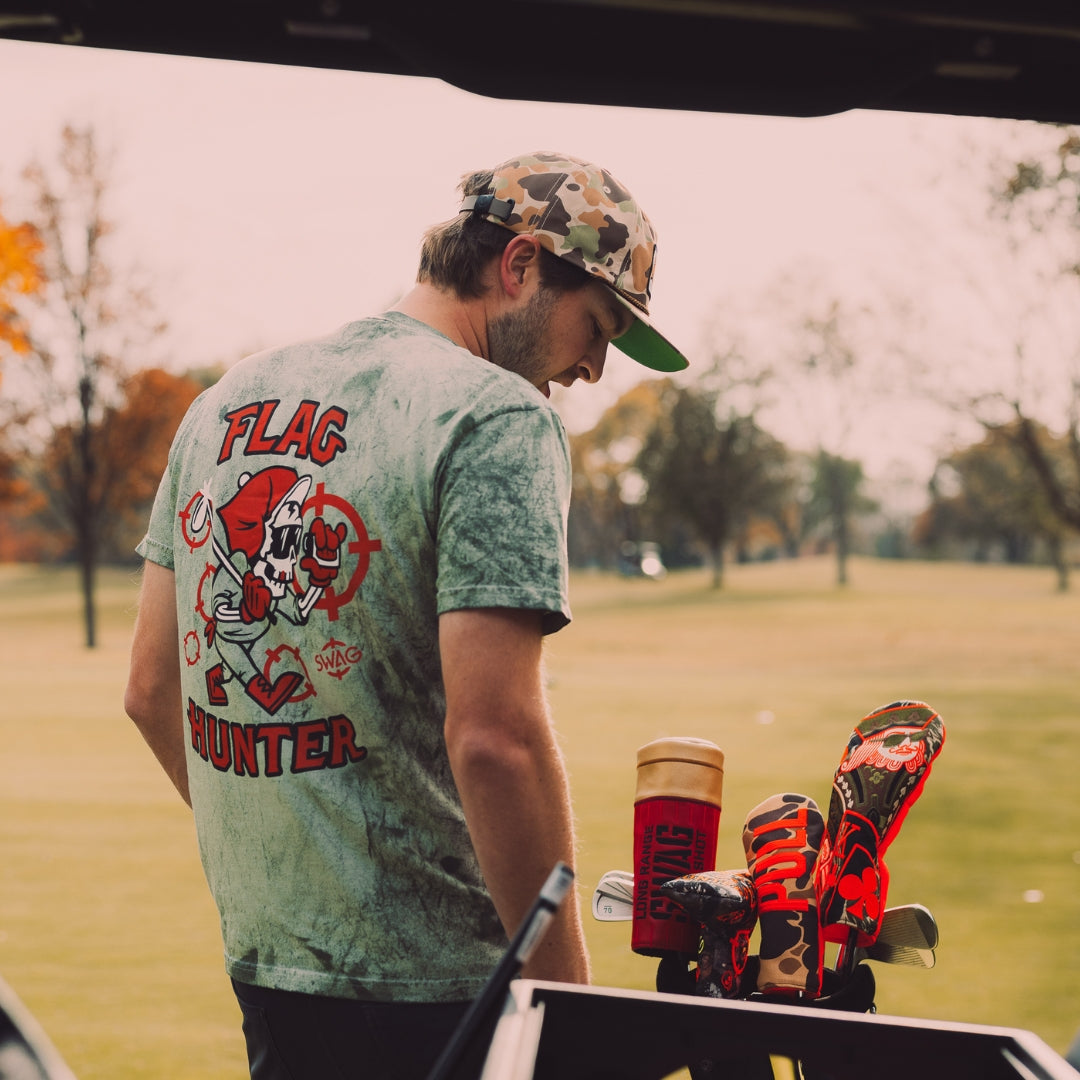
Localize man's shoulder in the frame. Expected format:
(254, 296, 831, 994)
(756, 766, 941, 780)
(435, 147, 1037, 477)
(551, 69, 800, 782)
(354, 313, 558, 418)
(182, 312, 559, 431)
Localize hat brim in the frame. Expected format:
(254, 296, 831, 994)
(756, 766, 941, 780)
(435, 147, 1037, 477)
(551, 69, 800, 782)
(609, 294, 689, 372)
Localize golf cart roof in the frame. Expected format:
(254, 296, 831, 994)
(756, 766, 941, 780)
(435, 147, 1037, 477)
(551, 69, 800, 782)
(1, 1, 1079, 124)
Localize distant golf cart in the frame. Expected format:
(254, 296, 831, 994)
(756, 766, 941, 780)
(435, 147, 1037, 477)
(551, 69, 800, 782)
(618, 542, 667, 581)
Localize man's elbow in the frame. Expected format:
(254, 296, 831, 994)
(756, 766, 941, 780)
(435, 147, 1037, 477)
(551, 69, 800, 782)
(124, 670, 174, 730)
(124, 679, 152, 728)
(445, 714, 538, 781)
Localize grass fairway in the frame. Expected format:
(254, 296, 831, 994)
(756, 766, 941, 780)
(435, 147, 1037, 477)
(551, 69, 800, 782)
(1, 556, 1078, 1076)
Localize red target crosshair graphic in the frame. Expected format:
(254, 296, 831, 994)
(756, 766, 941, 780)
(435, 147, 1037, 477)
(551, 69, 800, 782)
(183, 630, 202, 666)
(263, 643, 316, 704)
(179, 562, 218, 667)
(178, 492, 212, 553)
(296, 482, 382, 622)
(194, 561, 216, 632)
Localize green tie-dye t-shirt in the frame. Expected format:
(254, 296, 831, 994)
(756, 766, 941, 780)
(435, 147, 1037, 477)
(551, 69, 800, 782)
(138, 312, 572, 1001)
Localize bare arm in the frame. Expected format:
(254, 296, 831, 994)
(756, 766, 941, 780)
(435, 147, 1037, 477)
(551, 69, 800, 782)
(124, 560, 191, 807)
(440, 608, 590, 985)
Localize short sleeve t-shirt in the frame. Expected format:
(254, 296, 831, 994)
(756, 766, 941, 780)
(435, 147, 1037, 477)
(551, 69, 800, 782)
(138, 312, 572, 1001)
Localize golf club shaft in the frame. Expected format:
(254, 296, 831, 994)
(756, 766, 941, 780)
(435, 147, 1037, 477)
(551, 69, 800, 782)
(426, 863, 574, 1080)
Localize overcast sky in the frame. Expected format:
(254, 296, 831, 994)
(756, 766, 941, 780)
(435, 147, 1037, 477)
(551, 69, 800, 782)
(0, 38, 1060, 503)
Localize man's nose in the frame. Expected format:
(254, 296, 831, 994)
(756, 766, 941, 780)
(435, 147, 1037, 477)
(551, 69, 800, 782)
(575, 345, 607, 385)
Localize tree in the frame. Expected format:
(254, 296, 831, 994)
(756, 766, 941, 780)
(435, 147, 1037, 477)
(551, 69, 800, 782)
(636, 383, 794, 588)
(3, 367, 207, 564)
(0, 201, 45, 510)
(944, 124, 1080, 556)
(0, 126, 167, 646)
(804, 451, 878, 586)
(702, 283, 894, 583)
(914, 421, 1073, 590)
(0, 202, 43, 359)
(567, 379, 672, 568)
(783, 295, 886, 584)
(31, 368, 206, 561)
(988, 128, 1080, 543)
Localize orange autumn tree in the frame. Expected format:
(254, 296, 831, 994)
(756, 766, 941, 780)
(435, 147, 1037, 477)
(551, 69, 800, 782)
(37, 366, 207, 564)
(0, 202, 45, 528)
(0, 202, 43, 360)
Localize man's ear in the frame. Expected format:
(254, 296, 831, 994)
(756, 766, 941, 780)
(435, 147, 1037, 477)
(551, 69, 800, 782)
(497, 235, 543, 298)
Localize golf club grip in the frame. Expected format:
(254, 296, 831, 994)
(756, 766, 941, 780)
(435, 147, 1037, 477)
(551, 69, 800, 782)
(425, 862, 575, 1080)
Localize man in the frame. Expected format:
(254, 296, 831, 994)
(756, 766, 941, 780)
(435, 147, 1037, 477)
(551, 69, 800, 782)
(125, 151, 688, 1079)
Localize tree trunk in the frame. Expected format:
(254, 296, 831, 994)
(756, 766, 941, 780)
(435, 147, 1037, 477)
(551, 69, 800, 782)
(1049, 535, 1069, 593)
(81, 541, 97, 647)
(78, 373, 97, 648)
(709, 541, 724, 589)
(835, 514, 850, 587)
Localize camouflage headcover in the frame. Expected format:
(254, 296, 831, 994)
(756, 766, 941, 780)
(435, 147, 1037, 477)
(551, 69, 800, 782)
(460, 151, 688, 373)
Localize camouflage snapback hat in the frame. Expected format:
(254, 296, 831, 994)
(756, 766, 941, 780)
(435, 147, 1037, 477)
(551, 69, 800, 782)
(459, 152, 689, 372)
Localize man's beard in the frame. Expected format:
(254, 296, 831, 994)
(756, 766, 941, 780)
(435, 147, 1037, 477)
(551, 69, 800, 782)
(487, 286, 558, 386)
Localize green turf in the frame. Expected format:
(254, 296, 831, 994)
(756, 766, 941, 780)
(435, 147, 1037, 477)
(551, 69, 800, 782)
(1, 557, 1078, 1076)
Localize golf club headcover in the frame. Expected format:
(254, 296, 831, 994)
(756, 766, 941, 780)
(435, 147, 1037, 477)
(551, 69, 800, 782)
(742, 793, 825, 998)
(815, 701, 946, 947)
(660, 869, 757, 999)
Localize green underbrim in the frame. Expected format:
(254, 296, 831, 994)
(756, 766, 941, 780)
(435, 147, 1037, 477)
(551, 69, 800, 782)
(612, 309, 689, 373)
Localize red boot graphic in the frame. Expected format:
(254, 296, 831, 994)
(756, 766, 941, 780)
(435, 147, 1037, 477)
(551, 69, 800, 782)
(246, 671, 303, 715)
(205, 664, 229, 706)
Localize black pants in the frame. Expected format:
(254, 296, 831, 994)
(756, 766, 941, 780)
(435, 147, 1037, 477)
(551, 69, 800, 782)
(231, 979, 481, 1080)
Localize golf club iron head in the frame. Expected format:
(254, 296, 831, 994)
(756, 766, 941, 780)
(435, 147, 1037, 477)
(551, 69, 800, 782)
(592, 869, 635, 922)
(862, 941, 936, 968)
(857, 903, 938, 968)
(878, 902, 938, 949)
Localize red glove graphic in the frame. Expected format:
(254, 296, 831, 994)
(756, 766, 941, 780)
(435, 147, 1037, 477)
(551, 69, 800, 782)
(240, 571, 272, 623)
(301, 519, 347, 588)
